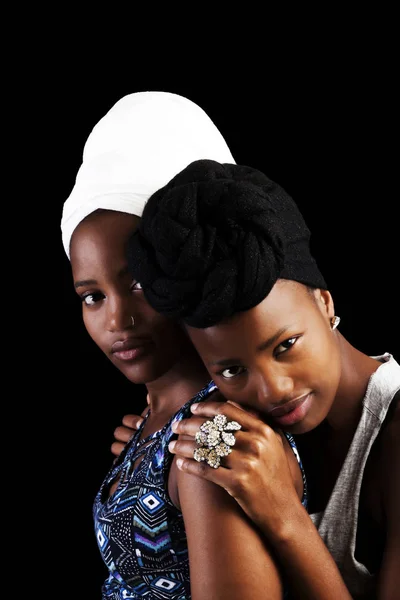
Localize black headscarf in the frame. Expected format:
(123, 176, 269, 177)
(127, 159, 327, 327)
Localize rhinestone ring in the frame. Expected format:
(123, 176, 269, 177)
(193, 414, 241, 469)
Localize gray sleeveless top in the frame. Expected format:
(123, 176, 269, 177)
(309, 353, 400, 599)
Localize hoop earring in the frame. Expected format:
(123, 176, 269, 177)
(131, 316, 135, 327)
(330, 316, 340, 330)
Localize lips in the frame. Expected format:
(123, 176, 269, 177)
(268, 394, 310, 417)
(111, 337, 150, 354)
(111, 337, 152, 362)
(267, 394, 312, 428)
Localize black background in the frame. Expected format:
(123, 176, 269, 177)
(31, 47, 398, 595)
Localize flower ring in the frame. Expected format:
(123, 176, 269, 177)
(193, 414, 241, 469)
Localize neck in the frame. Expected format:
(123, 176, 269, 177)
(145, 347, 211, 417)
(325, 333, 381, 439)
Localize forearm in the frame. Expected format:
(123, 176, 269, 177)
(263, 504, 352, 600)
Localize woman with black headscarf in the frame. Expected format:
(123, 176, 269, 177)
(126, 158, 399, 599)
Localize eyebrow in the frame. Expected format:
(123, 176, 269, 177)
(208, 325, 292, 367)
(74, 266, 131, 289)
(74, 279, 97, 289)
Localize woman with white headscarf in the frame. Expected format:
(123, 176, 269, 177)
(62, 91, 307, 599)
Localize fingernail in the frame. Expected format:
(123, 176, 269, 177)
(171, 421, 179, 432)
(169, 441, 176, 452)
(191, 403, 199, 412)
(136, 419, 143, 428)
(176, 458, 184, 469)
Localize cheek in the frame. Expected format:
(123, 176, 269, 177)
(82, 313, 103, 348)
(317, 330, 340, 370)
(304, 323, 336, 362)
(212, 378, 251, 406)
(82, 312, 93, 336)
(303, 329, 341, 396)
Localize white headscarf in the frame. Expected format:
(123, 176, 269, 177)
(61, 91, 235, 258)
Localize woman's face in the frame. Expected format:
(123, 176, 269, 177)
(186, 280, 342, 434)
(69, 210, 190, 385)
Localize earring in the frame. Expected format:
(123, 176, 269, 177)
(330, 316, 340, 330)
(131, 316, 135, 327)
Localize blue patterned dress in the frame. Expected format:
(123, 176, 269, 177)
(93, 381, 308, 599)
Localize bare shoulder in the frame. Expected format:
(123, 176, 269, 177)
(176, 464, 283, 599)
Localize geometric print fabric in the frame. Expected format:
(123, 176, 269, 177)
(93, 381, 218, 599)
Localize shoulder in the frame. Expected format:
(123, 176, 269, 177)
(175, 461, 284, 598)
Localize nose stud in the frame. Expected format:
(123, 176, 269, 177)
(131, 316, 135, 327)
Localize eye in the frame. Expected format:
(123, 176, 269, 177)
(274, 336, 299, 356)
(81, 292, 104, 307)
(130, 280, 143, 292)
(219, 366, 246, 379)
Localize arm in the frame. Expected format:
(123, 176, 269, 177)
(258, 503, 352, 599)
(172, 401, 352, 599)
(377, 395, 400, 599)
(175, 450, 284, 600)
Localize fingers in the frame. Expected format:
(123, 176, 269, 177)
(173, 455, 233, 490)
(112, 414, 144, 457)
(173, 401, 268, 435)
(171, 416, 213, 437)
(111, 414, 144, 458)
(114, 425, 137, 443)
(169, 437, 241, 469)
(111, 441, 125, 457)
(122, 414, 144, 430)
(170, 438, 237, 461)
(169, 439, 197, 459)
(190, 401, 258, 430)
(226, 400, 264, 421)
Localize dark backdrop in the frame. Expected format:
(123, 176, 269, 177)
(44, 66, 398, 594)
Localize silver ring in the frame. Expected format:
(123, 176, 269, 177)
(193, 414, 241, 468)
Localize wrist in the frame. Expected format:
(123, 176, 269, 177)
(261, 501, 311, 548)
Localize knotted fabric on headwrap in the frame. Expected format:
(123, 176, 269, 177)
(60, 92, 235, 258)
(128, 159, 327, 328)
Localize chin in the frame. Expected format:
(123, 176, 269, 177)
(129, 363, 176, 385)
(286, 419, 315, 435)
(116, 363, 155, 385)
(289, 409, 327, 435)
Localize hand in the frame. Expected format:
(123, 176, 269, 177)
(169, 400, 301, 537)
(111, 395, 150, 457)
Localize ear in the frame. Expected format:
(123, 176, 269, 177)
(314, 289, 335, 320)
